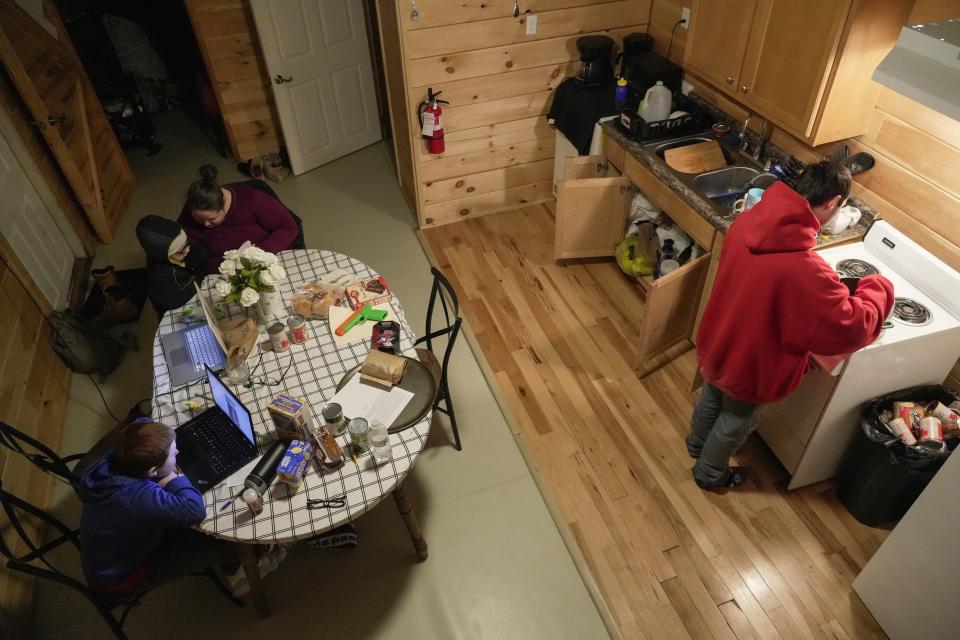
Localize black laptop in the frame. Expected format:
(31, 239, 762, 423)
(176, 366, 258, 494)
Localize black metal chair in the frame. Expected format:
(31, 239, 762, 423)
(413, 267, 464, 450)
(0, 420, 82, 487)
(0, 422, 243, 638)
(237, 179, 307, 250)
(0, 482, 242, 640)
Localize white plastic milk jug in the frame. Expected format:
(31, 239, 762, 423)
(639, 81, 672, 122)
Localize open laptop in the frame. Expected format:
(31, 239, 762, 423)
(175, 365, 258, 494)
(160, 284, 228, 387)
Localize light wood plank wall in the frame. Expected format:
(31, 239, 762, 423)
(0, 255, 71, 639)
(652, 0, 960, 392)
(185, 0, 283, 162)
(378, 0, 650, 228)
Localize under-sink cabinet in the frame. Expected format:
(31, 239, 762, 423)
(553, 139, 714, 371)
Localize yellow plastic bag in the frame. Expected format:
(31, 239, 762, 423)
(616, 230, 655, 279)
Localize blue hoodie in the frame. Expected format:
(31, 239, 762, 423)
(78, 453, 206, 587)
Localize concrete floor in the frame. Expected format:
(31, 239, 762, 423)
(31, 111, 609, 640)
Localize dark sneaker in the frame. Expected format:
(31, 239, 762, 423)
(694, 467, 746, 492)
(305, 523, 358, 550)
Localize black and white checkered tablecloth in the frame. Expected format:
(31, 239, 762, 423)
(151, 250, 431, 544)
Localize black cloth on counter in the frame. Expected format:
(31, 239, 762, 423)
(547, 77, 618, 155)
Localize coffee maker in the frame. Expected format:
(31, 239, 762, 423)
(574, 35, 614, 88)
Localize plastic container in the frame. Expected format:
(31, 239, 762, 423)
(640, 81, 671, 123)
(614, 77, 628, 110)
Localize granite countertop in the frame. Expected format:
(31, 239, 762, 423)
(600, 114, 875, 248)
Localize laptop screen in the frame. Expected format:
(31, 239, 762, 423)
(205, 366, 255, 445)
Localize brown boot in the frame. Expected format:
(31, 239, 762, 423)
(92, 285, 139, 328)
(92, 265, 119, 291)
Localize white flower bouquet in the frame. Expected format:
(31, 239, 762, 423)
(214, 242, 287, 308)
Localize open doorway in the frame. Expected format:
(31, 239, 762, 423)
(53, 0, 224, 159)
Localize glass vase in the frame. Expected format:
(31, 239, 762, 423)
(256, 289, 280, 324)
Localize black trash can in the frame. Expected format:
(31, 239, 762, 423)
(838, 385, 958, 527)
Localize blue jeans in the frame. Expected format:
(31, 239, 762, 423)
(686, 382, 760, 486)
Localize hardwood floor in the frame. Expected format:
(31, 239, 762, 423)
(422, 204, 889, 640)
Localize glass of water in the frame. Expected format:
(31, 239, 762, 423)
(369, 420, 392, 465)
(225, 360, 250, 386)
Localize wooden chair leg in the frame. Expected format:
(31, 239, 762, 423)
(237, 543, 271, 617)
(391, 483, 428, 560)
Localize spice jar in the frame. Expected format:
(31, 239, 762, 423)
(241, 488, 263, 515)
(268, 321, 289, 352)
(322, 402, 347, 436)
(347, 418, 369, 452)
(288, 314, 309, 344)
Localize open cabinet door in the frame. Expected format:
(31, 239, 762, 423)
(635, 253, 710, 368)
(0, 0, 133, 243)
(250, 0, 382, 175)
(554, 155, 628, 260)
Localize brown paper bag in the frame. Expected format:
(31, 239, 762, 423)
(360, 349, 407, 388)
(220, 317, 258, 370)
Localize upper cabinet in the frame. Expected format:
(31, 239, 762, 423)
(683, 0, 757, 93)
(684, 0, 913, 146)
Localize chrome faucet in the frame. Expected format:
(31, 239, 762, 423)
(752, 118, 770, 161)
(738, 112, 753, 152)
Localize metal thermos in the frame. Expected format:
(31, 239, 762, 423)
(244, 440, 287, 494)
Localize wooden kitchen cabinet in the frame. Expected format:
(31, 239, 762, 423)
(580, 135, 717, 369)
(684, 0, 912, 145)
(692, 231, 724, 343)
(683, 0, 757, 94)
(635, 252, 710, 369)
(554, 156, 629, 259)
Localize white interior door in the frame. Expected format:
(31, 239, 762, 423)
(251, 0, 382, 175)
(0, 124, 76, 309)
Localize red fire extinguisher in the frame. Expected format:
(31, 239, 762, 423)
(417, 88, 448, 155)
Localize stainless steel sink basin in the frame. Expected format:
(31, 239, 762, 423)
(693, 166, 762, 199)
(647, 135, 717, 159)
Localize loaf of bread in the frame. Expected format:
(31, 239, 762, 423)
(360, 349, 407, 387)
(290, 283, 344, 319)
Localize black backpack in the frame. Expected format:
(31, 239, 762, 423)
(48, 310, 130, 375)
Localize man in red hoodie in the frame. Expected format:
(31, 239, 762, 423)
(688, 160, 894, 489)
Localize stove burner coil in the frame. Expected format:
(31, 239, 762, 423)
(836, 259, 880, 278)
(891, 297, 933, 326)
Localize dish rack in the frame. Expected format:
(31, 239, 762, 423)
(617, 93, 707, 142)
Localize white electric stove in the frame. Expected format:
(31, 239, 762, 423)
(756, 220, 960, 489)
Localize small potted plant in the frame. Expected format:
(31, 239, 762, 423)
(214, 242, 287, 324)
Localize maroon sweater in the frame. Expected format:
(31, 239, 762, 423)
(178, 184, 298, 275)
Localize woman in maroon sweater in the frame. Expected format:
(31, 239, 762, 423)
(177, 165, 298, 275)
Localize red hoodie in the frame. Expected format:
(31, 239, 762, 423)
(696, 182, 894, 405)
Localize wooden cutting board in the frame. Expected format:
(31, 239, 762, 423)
(663, 140, 727, 174)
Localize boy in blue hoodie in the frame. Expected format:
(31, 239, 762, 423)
(78, 418, 236, 591)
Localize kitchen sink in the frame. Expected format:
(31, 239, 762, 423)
(693, 166, 763, 199)
(649, 135, 715, 158)
(638, 129, 778, 214)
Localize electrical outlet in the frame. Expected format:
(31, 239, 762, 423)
(526, 14, 538, 35)
(681, 7, 690, 28)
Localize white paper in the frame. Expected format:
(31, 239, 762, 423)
(222, 456, 260, 488)
(329, 376, 414, 427)
(421, 111, 435, 136)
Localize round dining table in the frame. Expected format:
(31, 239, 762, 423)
(150, 250, 431, 615)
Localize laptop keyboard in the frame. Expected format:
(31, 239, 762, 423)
(190, 412, 252, 476)
(185, 325, 223, 368)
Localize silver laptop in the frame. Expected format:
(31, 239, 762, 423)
(160, 284, 229, 387)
